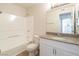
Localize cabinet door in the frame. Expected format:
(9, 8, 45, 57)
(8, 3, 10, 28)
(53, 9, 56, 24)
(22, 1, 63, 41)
(53, 47, 78, 56)
(40, 43, 77, 56)
(61, 50, 77, 56)
(40, 43, 54, 56)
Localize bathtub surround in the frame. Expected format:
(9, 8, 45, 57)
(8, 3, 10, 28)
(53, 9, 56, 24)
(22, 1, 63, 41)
(0, 3, 27, 55)
(0, 12, 34, 55)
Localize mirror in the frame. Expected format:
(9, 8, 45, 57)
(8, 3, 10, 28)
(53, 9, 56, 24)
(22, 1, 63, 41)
(46, 4, 75, 35)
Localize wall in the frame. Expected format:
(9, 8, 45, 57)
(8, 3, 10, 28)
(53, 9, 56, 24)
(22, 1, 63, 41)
(27, 3, 50, 35)
(0, 3, 27, 16)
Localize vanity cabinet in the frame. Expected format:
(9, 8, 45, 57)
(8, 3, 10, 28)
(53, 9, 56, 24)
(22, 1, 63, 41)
(40, 38, 79, 56)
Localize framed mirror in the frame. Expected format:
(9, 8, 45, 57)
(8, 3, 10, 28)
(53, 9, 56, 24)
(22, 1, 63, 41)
(46, 4, 75, 35)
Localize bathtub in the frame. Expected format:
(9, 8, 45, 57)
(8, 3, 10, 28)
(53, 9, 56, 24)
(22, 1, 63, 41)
(0, 34, 32, 56)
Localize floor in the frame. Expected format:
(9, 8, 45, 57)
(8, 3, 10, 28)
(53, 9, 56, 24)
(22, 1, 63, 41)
(16, 48, 39, 56)
(17, 50, 29, 56)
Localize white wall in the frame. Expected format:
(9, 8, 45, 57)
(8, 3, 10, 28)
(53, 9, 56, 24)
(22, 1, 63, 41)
(0, 3, 27, 16)
(27, 3, 50, 35)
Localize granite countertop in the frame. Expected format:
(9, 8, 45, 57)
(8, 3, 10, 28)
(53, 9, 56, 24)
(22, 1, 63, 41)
(40, 34, 79, 45)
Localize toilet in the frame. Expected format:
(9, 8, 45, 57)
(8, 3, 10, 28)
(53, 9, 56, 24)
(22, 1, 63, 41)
(26, 35, 39, 56)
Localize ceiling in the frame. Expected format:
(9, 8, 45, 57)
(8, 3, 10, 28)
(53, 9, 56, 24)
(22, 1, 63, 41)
(15, 3, 68, 9)
(15, 3, 42, 9)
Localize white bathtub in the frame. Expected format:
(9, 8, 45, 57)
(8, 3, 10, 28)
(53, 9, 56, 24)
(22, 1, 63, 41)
(0, 41, 30, 56)
(0, 35, 32, 56)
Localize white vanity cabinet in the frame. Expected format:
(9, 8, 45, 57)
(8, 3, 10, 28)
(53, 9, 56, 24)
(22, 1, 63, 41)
(40, 38, 79, 56)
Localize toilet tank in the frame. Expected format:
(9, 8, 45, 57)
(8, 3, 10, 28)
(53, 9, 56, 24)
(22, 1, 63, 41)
(33, 35, 40, 44)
